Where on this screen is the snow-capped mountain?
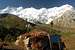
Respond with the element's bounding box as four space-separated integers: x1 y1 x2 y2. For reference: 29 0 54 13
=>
53 9 75 28
0 4 73 24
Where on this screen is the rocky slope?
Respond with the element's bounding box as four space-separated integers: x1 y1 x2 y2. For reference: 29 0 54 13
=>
53 10 75 28
52 9 75 32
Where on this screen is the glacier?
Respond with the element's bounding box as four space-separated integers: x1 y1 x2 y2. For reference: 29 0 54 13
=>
0 4 73 24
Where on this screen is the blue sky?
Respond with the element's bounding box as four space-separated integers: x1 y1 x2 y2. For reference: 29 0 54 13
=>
0 0 75 9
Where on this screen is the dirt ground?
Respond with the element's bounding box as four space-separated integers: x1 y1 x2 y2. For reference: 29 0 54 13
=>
62 35 75 50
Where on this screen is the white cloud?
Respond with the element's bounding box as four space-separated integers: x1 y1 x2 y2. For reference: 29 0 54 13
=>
0 4 73 24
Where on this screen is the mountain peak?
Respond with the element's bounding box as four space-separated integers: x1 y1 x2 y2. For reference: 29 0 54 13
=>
0 4 73 24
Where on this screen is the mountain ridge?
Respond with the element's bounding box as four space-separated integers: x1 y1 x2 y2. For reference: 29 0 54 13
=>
0 4 73 24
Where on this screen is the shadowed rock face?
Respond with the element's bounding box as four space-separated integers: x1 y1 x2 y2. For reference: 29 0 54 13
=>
15 30 65 50
15 30 50 50
31 36 50 50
